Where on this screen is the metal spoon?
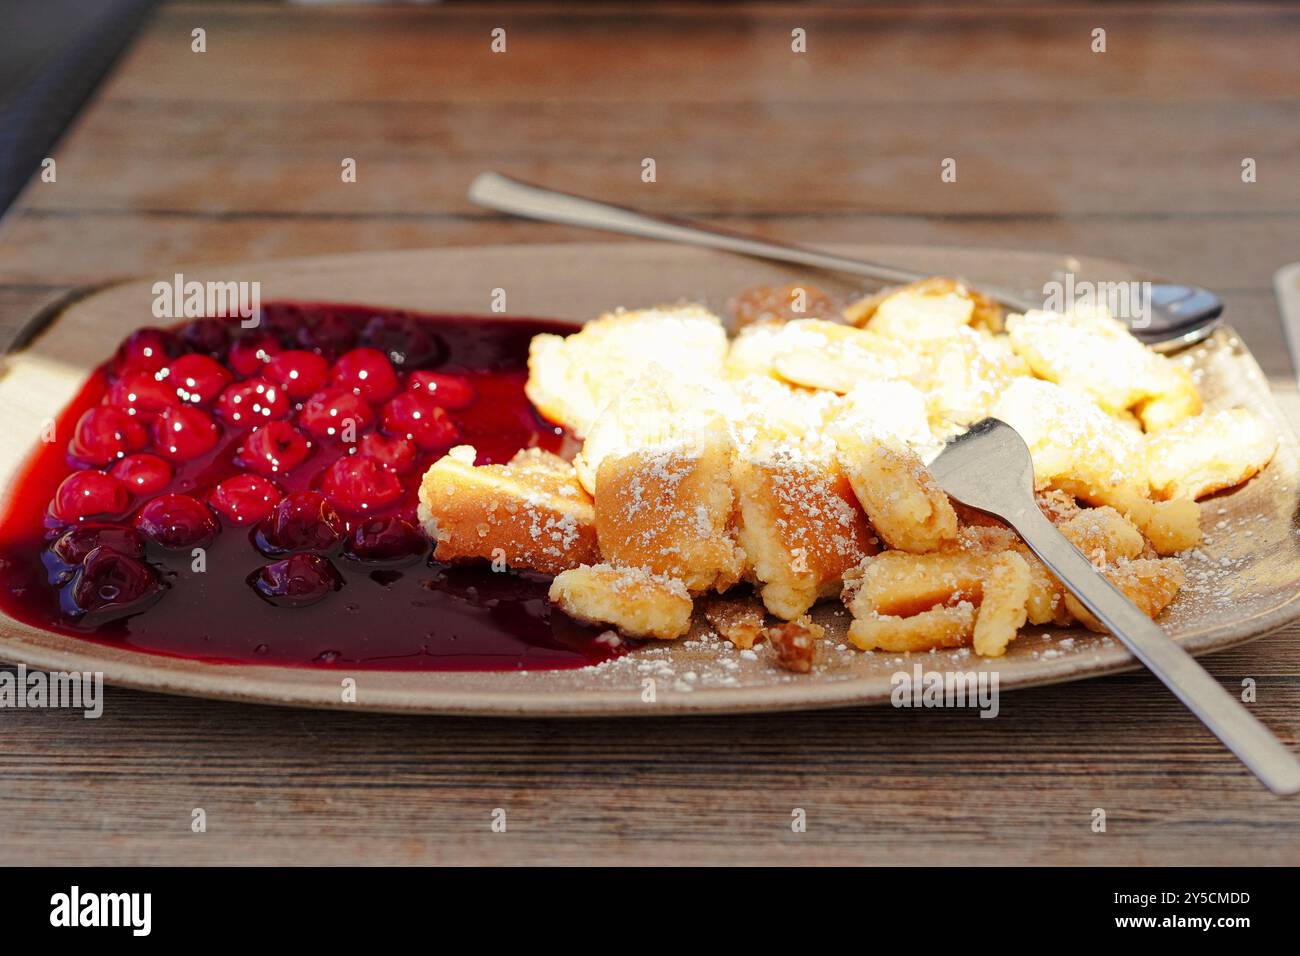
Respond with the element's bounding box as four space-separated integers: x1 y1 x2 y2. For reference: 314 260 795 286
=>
468 172 1222 351
929 418 1300 795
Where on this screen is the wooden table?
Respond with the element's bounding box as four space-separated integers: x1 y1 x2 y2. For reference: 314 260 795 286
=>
1 1 1298 865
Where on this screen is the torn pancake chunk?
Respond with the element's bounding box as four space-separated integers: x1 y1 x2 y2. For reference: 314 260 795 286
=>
844 549 1030 657
1146 408 1278 501
1006 308 1201 430
1063 558 1184 633
548 563 693 640
526 305 728 438
418 445 597 575
835 435 958 553
955 523 1072 627
573 375 731 496
722 375 845 461
972 551 1032 657
594 433 744 593
1136 497 1201 555
829 380 939 459
849 604 976 654
726 318 919 393
908 327 1031 429
732 451 875 620
1058 505 1145 565
844 277 1002 334
991 377 1149 507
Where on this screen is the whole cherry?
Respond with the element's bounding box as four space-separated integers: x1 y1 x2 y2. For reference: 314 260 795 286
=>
319 455 403 514
298 388 373 442
265 349 329 399
107 372 180 422
259 304 306 344
111 328 176 378
49 471 131 524
110 453 173 496
150 405 220 461
361 313 446 368
331 347 399 403
228 330 282 377
294 312 358 358
50 523 147 566
254 490 346 556
215 377 289 428
166 353 233 406
248 553 343 608
68 406 148 466
345 515 427 563
381 391 459 451
357 432 417 474
63 545 164 626
236 421 311 478
180 317 233 358
209 474 282 526
407 371 476 410
134 493 219 550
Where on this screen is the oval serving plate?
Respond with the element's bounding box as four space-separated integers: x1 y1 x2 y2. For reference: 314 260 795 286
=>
1 242 1297 715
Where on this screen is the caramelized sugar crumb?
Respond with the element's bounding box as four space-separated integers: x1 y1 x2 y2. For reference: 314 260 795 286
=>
700 592 767 649
763 616 823 673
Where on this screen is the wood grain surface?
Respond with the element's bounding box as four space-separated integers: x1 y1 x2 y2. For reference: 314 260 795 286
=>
1 1 1298 865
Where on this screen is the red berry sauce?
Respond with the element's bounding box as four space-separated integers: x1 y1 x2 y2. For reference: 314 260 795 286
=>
0 304 627 671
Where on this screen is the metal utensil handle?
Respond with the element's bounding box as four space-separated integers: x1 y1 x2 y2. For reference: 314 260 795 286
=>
1012 508 1300 795
469 171 949 289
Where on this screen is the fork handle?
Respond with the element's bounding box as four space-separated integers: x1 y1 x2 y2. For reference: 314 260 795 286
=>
468 172 1039 311
1011 507 1300 795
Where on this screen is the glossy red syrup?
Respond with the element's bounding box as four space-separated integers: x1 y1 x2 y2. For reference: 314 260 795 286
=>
0 304 628 671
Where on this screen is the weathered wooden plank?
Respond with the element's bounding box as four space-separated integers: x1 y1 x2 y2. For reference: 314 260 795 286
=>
21 98 1299 218
1 627 1296 865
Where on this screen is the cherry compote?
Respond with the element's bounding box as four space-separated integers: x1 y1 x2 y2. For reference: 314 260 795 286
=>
0 304 623 670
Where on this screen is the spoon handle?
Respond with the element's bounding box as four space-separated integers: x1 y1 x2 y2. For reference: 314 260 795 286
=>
468 172 1040 310
1011 507 1300 795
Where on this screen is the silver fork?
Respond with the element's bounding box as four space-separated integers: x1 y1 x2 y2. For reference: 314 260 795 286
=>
929 418 1300 795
